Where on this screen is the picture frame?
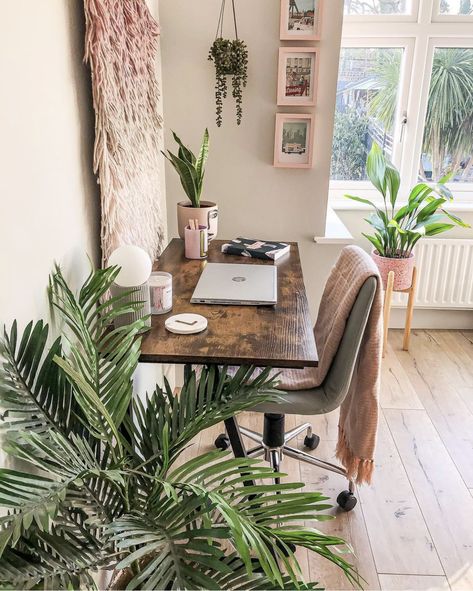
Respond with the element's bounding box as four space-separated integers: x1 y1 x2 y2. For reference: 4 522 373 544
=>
277 47 319 107
280 0 323 41
274 113 315 169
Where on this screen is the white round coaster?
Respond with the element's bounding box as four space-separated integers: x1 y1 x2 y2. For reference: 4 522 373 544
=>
165 314 208 335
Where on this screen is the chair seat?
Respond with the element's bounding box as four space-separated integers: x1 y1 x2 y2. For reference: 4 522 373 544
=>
253 385 336 415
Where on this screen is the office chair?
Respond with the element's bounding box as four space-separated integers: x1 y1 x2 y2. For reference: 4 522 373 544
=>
215 276 377 512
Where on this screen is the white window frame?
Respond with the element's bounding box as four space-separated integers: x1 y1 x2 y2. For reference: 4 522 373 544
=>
343 0 420 22
330 0 473 206
432 0 473 22
330 38 414 196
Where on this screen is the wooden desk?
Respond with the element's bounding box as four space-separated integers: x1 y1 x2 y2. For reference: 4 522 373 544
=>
140 239 318 369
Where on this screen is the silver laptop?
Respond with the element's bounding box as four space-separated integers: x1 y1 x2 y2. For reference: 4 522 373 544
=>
191 263 277 306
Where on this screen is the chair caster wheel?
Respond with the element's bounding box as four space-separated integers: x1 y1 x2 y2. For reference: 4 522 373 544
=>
303 434 320 450
215 433 230 450
337 490 357 512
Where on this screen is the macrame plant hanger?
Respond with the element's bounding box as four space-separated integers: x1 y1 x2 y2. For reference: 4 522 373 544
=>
209 0 247 126
215 0 239 41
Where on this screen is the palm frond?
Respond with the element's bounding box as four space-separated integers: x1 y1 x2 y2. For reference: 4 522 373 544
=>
0 320 78 437
0 469 71 555
124 365 281 477
212 554 324 590
0 522 107 590
110 513 231 591
6 431 126 524
110 452 358 590
48 265 148 448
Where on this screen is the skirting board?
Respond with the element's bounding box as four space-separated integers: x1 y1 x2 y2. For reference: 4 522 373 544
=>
389 308 473 330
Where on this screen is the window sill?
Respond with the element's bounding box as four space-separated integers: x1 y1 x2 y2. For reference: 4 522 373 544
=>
330 199 473 213
314 208 354 245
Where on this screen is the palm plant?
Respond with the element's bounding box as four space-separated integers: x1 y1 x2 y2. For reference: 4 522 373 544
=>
423 48 473 181
370 47 473 181
163 130 209 208
368 50 401 132
0 264 359 590
346 143 470 258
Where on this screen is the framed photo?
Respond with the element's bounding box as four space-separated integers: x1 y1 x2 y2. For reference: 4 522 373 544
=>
280 0 323 41
274 113 314 169
277 47 319 107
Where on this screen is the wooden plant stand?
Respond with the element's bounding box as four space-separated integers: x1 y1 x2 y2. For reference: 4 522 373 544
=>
383 267 418 357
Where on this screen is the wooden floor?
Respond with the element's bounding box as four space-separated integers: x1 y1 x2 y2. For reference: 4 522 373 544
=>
194 330 473 591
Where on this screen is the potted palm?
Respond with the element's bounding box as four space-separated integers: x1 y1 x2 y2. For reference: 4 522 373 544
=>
163 129 219 241
346 143 470 290
0 264 360 590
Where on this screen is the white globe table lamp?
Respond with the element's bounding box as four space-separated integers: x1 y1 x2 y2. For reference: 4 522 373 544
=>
108 245 152 328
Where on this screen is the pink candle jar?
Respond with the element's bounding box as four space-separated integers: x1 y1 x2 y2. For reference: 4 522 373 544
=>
149 272 172 315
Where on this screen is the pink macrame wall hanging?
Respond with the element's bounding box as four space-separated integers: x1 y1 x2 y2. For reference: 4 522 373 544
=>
84 0 166 265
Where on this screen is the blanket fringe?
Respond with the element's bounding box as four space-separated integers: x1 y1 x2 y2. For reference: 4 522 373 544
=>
336 426 374 485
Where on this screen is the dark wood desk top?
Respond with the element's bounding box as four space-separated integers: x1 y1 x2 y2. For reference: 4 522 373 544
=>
139 239 318 369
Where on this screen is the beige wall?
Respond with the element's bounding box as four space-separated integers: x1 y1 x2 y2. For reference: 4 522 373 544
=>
160 0 344 319
0 0 100 330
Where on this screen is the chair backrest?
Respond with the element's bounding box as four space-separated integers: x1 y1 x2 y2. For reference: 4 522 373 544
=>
321 276 377 412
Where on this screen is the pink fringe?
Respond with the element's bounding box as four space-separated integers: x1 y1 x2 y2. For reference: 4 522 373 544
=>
84 0 165 264
336 426 374 485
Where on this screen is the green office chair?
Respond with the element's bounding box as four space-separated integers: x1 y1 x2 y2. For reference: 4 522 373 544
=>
215 276 377 511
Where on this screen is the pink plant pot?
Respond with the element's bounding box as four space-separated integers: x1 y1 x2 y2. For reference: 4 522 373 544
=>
372 251 415 291
177 201 218 241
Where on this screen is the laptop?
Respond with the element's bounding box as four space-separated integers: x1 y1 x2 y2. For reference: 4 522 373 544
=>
191 263 277 306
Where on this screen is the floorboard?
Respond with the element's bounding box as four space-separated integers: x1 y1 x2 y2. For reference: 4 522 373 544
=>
193 330 473 590
391 330 473 488
358 413 443 576
384 408 473 591
378 574 450 590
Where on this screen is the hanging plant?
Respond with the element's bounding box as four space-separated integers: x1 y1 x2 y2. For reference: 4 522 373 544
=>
208 0 248 127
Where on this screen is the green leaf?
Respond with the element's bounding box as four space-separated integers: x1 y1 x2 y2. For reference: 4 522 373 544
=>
385 161 401 208
163 151 199 206
53 356 121 452
195 128 210 196
0 321 78 437
0 469 72 555
362 233 385 256
172 130 197 165
440 208 471 228
366 142 387 197
424 222 455 236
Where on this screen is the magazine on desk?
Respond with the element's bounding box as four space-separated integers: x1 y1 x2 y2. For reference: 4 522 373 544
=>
221 238 290 261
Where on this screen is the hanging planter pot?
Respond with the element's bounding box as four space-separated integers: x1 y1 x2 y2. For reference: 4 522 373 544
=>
208 0 248 127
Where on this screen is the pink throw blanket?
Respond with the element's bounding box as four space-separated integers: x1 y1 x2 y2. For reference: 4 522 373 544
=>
278 245 383 484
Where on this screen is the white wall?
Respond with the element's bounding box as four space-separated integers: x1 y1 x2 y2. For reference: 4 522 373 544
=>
0 0 100 331
160 0 344 320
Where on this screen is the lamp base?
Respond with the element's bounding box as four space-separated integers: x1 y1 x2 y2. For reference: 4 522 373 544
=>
110 282 151 328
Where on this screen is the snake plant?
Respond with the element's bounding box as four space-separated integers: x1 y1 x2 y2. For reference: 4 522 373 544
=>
0 264 360 590
162 130 209 208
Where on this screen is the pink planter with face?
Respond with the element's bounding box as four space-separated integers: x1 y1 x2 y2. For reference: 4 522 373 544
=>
372 251 415 291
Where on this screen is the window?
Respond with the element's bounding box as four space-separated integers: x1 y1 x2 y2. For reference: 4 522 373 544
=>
420 47 473 183
344 0 412 15
330 0 473 202
438 0 473 15
332 47 404 181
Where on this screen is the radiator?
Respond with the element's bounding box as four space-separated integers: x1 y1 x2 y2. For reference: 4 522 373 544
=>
391 239 473 310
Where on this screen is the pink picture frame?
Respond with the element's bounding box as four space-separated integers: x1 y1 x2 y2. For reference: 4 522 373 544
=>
277 47 319 107
274 113 315 169
280 0 323 41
